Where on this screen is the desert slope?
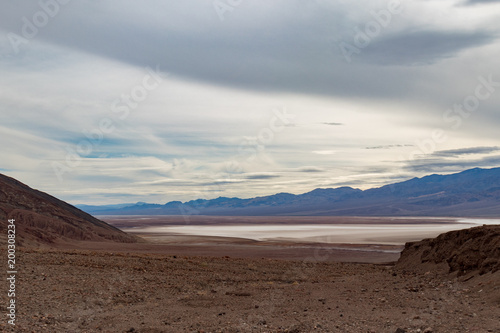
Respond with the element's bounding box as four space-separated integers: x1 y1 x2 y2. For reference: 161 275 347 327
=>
0 173 137 245
397 224 500 276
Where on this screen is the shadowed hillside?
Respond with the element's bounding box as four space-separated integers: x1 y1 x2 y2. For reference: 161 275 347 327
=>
0 173 137 246
397 224 500 276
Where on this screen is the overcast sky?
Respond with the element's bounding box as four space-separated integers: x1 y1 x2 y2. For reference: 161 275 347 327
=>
1 0 500 205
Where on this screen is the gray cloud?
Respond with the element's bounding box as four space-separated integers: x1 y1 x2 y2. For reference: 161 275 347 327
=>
245 174 281 180
2 1 500 204
322 122 343 126
365 144 414 150
432 146 500 157
297 167 325 173
1 1 497 103
199 180 245 187
361 30 496 66
404 154 500 173
464 0 500 5
326 180 365 187
354 166 393 174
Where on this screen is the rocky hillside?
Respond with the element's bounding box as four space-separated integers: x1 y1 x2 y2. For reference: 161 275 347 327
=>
0 173 137 246
397 224 500 276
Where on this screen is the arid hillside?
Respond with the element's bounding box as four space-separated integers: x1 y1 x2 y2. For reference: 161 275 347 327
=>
397 224 500 276
0 173 137 246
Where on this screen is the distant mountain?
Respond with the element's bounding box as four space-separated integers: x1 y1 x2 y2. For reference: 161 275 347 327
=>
76 203 139 213
0 173 138 246
78 167 500 217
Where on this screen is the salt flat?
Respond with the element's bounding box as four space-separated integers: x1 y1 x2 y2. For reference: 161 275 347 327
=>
107 216 498 245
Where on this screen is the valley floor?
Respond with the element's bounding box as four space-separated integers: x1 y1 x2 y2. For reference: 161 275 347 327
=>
2 246 499 333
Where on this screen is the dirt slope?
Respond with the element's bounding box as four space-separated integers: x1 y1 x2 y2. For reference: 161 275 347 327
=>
0 173 137 246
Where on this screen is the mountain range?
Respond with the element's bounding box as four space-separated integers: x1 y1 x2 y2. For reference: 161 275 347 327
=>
78 167 500 217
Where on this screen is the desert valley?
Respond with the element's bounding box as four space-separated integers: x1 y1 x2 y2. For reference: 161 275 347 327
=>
1 169 499 332
3 1 500 332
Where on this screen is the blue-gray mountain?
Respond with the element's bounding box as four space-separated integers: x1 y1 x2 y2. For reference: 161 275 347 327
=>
78 167 500 217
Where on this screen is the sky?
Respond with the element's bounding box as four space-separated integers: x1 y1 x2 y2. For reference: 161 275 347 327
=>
1 0 500 205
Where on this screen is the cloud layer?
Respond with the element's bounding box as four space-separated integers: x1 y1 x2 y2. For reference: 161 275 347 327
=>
1 0 500 204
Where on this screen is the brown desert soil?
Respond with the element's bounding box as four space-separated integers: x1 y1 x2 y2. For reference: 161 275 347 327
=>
1 233 499 333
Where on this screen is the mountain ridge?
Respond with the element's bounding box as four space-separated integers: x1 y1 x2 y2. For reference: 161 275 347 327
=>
0 173 138 245
78 167 500 217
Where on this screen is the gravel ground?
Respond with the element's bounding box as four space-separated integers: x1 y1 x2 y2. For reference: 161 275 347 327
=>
1 247 498 333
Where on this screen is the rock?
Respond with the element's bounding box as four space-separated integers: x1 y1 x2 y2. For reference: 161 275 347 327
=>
397 225 500 276
395 328 406 333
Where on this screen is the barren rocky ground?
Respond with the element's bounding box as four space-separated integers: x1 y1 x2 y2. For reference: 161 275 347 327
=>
1 246 498 333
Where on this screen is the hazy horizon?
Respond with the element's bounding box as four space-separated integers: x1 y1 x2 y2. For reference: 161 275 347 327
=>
74 165 496 206
2 1 500 205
